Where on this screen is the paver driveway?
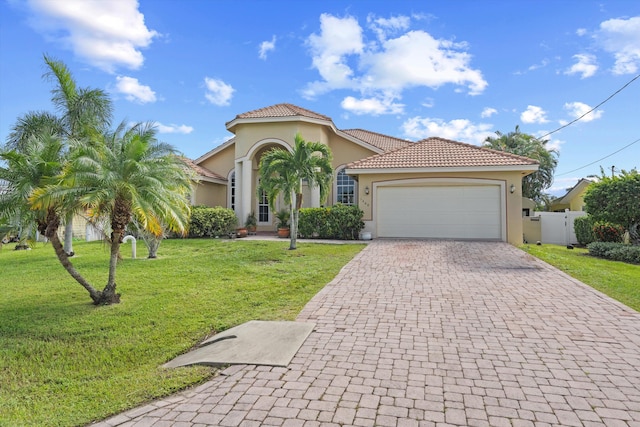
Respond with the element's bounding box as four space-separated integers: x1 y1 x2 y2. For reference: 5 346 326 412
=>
95 240 640 427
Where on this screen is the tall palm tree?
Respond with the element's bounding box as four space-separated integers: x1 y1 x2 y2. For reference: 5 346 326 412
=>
0 134 103 302
258 133 333 250
5 56 113 256
68 121 192 304
484 125 558 203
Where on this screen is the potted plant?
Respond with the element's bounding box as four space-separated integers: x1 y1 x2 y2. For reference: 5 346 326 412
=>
245 211 257 234
275 209 290 238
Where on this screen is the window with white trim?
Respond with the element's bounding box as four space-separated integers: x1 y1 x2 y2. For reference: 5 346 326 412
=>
336 169 356 205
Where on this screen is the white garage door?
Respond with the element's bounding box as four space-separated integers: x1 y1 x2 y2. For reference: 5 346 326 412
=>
377 185 503 240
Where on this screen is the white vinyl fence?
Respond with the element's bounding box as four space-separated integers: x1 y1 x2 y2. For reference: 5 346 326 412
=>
535 211 588 245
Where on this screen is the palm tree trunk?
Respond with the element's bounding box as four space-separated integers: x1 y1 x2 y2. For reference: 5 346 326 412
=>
289 192 298 250
100 231 122 305
47 225 102 304
64 212 74 256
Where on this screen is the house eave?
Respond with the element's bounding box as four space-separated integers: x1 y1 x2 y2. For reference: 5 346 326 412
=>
345 165 539 175
194 175 227 185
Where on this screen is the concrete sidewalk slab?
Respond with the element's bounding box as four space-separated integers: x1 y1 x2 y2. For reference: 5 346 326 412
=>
163 320 315 368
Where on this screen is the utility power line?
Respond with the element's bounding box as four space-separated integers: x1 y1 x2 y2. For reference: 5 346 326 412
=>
555 137 640 176
539 73 640 140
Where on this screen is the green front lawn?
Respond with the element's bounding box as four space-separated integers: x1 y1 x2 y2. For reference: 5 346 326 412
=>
521 244 640 312
0 239 364 427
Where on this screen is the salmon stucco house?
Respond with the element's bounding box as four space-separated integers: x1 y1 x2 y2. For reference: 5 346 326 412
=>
190 103 539 245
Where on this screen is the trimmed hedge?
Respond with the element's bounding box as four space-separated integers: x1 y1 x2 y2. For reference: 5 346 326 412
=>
298 204 364 240
188 206 238 238
587 241 640 264
574 215 596 246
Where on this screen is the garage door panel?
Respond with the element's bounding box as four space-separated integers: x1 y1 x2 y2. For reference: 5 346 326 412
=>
377 185 502 240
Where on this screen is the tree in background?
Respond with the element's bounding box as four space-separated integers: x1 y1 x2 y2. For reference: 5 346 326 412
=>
584 168 640 244
484 126 558 204
5 55 113 256
258 133 333 250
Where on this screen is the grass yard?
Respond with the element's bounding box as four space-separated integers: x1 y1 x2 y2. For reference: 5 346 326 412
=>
0 238 364 427
521 243 640 312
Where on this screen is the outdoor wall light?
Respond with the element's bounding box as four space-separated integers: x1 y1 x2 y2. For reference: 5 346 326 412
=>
510 184 515 194
364 186 370 195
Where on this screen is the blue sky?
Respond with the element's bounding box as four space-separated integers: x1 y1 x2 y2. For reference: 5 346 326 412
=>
1 0 638 196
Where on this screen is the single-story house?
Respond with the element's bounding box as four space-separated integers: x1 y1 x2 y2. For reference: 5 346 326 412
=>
190 103 538 245
549 178 592 212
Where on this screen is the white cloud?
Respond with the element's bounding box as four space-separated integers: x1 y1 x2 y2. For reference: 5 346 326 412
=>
204 77 234 106
367 14 410 41
156 123 194 134
598 16 640 74
401 117 493 145
303 13 487 102
563 101 604 122
520 105 549 124
259 35 276 60
26 0 158 72
303 13 364 97
564 53 598 78
528 58 550 71
115 76 156 103
576 28 588 36
341 96 404 115
545 138 565 152
480 107 497 118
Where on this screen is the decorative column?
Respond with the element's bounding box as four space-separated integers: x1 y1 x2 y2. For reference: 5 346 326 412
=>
241 159 252 223
310 183 321 207
234 160 243 222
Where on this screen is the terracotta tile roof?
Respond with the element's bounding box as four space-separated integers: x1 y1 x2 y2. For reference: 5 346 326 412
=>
231 103 333 122
347 137 539 170
180 157 227 181
342 129 411 152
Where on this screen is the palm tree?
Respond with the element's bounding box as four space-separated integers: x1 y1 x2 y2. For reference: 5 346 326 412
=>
484 125 558 203
0 134 103 302
258 133 333 250
68 121 192 304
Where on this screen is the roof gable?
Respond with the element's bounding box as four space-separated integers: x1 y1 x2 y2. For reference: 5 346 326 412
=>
346 137 539 171
226 103 333 131
181 157 227 183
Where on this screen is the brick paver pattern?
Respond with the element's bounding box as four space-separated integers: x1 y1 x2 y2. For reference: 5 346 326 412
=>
95 241 640 427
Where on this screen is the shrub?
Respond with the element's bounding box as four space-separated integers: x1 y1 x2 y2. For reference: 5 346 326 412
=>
298 204 364 240
188 206 237 238
574 215 596 246
587 241 640 264
592 221 625 243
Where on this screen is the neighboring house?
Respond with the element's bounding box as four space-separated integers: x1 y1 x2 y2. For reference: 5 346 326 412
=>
549 178 592 212
189 103 539 245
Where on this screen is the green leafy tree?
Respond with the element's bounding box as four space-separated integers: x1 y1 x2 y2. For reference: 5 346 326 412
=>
258 133 333 250
5 55 113 256
0 134 101 299
584 168 640 242
484 125 558 203
51 121 192 304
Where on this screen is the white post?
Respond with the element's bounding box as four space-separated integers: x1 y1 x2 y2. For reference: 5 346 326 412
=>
122 235 136 259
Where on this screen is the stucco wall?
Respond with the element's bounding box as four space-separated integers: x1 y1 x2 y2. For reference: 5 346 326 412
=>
198 143 235 179
193 181 226 207
354 170 526 245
